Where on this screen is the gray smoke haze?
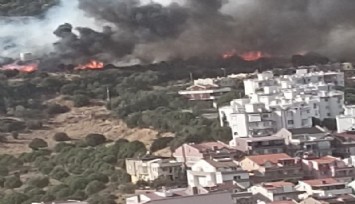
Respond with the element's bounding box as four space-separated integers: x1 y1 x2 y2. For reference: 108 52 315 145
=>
2 0 355 66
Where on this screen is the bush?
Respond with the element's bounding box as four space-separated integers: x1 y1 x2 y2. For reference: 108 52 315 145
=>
54 142 75 153
4 176 23 189
87 173 109 184
85 134 106 147
11 131 19 139
0 166 9 176
46 104 70 115
150 137 174 152
28 176 49 188
53 132 71 141
26 120 43 130
73 94 90 107
29 138 48 150
85 180 105 195
1 192 28 204
50 167 69 181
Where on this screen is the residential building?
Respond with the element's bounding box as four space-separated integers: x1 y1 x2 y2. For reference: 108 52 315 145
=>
231 136 286 155
302 156 355 182
275 127 332 157
332 131 355 158
296 178 352 199
126 155 183 183
187 158 250 189
300 195 355 204
239 153 303 183
126 190 234 204
249 181 303 202
173 142 243 168
178 84 231 101
219 70 345 138
336 105 355 133
193 77 237 87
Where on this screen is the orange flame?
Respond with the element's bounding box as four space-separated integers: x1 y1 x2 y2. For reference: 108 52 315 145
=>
241 51 264 61
222 50 268 61
1 62 38 73
76 60 104 70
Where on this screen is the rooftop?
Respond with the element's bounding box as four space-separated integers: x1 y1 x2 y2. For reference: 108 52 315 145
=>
205 159 239 169
308 156 338 164
246 153 293 166
262 181 295 190
287 127 325 135
301 178 344 187
334 131 355 141
240 136 285 142
190 141 231 152
267 201 297 204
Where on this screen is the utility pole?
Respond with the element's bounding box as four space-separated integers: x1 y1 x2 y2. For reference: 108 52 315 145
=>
189 72 193 83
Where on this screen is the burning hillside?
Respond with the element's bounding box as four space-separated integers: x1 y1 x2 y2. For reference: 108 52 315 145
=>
1 60 39 73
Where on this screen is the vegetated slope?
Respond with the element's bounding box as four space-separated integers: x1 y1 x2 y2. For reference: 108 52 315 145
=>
0 0 58 16
0 101 171 156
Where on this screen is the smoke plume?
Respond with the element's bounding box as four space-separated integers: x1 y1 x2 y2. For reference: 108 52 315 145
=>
1 0 355 67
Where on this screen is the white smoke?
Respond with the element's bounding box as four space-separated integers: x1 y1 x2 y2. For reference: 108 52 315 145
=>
0 0 98 59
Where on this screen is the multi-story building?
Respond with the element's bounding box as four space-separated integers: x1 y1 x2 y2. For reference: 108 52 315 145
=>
219 70 345 138
187 158 250 189
239 153 303 183
332 130 355 158
302 156 355 182
249 181 303 202
275 127 332 157
173 142 243 168
178 84 232 101
336 105 355 133
300 195 355 204
296 178 352 200
231 136 286 155
126 155 183 183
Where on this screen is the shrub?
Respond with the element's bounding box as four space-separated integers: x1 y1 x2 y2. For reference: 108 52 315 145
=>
4 176 23 189
46 104 70 115
2 192 28 204
119 183 136 194
54 142 75 153
73 94 90 107
85 134 106 147
67 176 89 190
0 177 5 187
85 180 105 195
53 132 71 141
29 138 48 150
26 120 43 130
150 137 174 152
68 190 88 200
28 176 49 188
87 173 109 184
50 167 69 181
11 131 19 139
0 166 9 176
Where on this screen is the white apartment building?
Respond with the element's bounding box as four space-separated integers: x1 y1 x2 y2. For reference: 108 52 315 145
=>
336 105 355 133
249 181 303 202
219 69 345 139
187 158 250 189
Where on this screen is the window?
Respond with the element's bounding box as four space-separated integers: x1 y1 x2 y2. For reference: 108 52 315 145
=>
307 110 310 113
234 175 241 180
327 113 331 117
288 120 294 125
262 114 269 118
325 98 329 102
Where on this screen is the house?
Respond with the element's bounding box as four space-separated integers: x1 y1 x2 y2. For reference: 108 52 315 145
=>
302 156 355 182
336 105 355 133
231 136 286 155
126 155 183 183
275 127 327 145
126 191 234 204
296 178 352 200
300 195 355 204
239 153 303 183
249 181 303 203
332 131 355 158
187 158 250 189
173 142 243 168
178 84 231 101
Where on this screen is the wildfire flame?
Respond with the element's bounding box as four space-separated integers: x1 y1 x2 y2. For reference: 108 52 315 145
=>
222 50 268 61
76 60 104 70
1 62 38 73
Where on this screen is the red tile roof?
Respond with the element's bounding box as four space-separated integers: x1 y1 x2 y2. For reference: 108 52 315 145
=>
263 181 294 190
268 201 297 204
301 178 344 187
309 156 338 164
246 153 293 166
